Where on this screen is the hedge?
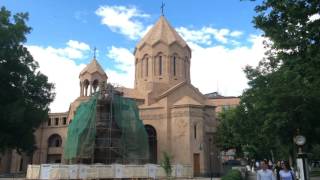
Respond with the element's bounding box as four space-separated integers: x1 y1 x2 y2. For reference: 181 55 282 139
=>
221 169 243 180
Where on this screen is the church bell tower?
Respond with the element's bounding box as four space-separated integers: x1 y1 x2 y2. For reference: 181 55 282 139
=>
134 15 192 92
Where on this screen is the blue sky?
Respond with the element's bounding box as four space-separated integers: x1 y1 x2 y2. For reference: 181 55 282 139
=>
2 0 266 112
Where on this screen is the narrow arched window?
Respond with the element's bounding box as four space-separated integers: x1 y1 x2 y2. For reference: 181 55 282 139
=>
141 59 143 78
145 58 148 77
173 56 176 76
185 57 188 78
159 56 162 76
194 124 197 139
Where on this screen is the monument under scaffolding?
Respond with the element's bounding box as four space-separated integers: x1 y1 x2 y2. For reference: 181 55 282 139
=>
63 85 149 164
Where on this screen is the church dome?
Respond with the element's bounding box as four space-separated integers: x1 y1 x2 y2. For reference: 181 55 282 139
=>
79 58 107 78
135 16 189 51
79 58 108 97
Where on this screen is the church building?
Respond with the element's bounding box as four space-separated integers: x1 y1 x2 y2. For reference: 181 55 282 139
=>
0 15 240 177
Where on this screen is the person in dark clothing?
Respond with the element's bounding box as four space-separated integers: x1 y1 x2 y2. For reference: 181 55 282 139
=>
274 161 282 180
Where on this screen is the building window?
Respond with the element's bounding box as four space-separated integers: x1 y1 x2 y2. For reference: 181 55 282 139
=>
145 58 148 77
141 59 143 78
48 134 62 147
194 124 197 139
63 117 67 125
48 118 51 126
185 57 188 78
159 56 162 76
173 56 176 76
55 118 59 125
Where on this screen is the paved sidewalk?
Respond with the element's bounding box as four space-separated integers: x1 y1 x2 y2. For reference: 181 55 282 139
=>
311 177 320 180
248 171 320 180
248 171 256 180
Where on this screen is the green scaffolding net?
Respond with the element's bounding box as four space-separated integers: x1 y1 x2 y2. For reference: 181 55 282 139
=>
112 95 149 162
64 94 98 160
63 92 149 163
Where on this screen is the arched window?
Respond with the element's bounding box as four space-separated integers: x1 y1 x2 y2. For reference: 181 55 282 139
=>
48 134 62 147
92 79 99 93
173 56 177 76
141 59 144 78
185 57 188 78
194 124 197 139
145 58 148 77
145 125 157 163
159 56 162 76
135 58 138 79
83 79 89 96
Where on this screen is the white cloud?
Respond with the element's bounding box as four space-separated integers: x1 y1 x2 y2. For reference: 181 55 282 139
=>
96 5 150 40
67 40 90 51
106 46 135 88
27 43 88 112
47 40 91 59
176 27 212 45
230 30 243 37
211 28 230 43
177 26 243 45
189 35 266 96
174 26 265 96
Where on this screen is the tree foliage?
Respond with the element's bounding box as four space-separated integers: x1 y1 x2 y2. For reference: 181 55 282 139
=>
0 7 55 154
311 144 320 160
160 152 173 179
216 0 320 160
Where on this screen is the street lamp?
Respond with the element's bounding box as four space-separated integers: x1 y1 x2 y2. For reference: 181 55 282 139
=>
294 133 309 180
209 138 213 180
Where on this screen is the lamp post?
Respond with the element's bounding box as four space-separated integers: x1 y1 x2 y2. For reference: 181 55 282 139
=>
294 133 309 180
209 138 213 180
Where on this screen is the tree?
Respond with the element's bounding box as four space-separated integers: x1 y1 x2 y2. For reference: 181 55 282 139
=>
311 144 320 160
250 0 320 155
0 7 55 154
160 152 173 179
216 0 320 160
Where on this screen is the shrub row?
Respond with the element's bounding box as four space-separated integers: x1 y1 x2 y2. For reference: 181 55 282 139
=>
221 169 243 180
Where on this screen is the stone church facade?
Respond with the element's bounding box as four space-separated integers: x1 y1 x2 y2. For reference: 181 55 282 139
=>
0 16 239 176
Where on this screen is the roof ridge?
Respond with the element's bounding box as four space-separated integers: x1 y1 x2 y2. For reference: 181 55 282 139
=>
136 16 188 49
79 58 107 77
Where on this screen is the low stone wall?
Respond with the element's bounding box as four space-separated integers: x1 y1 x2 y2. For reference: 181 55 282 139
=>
26 164 193 179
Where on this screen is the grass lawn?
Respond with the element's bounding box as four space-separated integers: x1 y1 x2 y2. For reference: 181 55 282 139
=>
311 167 320 177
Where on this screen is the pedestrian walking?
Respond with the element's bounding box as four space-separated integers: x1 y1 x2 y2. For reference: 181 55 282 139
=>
274 161 282 180
268 160 273 169
256 160 260 170
257 160 275 180
279 161 295 180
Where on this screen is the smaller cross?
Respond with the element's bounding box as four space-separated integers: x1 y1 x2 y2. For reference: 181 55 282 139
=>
93 47 97 59
161 2 165 16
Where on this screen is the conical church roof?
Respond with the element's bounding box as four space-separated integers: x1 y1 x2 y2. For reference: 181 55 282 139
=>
136 16 188 49
79 58 107 77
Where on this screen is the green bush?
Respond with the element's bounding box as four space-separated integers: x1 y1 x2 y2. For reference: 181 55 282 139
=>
222 169 243 180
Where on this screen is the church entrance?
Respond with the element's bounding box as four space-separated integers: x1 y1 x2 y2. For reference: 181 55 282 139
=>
145 125 157 163
193 153 200 176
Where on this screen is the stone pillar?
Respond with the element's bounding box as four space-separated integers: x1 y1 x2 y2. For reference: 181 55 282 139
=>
80 82 83 97
89 81 93 96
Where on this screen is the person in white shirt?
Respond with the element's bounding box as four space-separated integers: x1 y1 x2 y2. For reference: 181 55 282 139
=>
257 160 276 180
279 161 295 180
